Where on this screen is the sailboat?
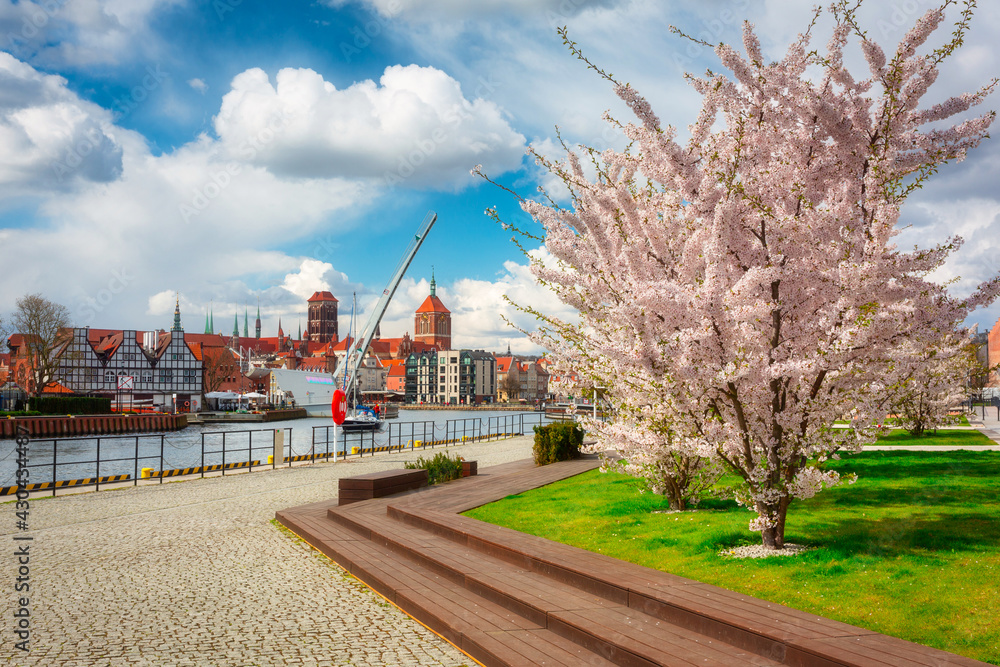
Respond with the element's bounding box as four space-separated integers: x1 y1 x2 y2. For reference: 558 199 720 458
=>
338 293 384 432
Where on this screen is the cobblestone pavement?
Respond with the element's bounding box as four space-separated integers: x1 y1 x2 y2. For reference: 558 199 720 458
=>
1 436 536 666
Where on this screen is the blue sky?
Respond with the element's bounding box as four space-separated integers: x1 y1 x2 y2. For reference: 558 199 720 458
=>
2 0 999 352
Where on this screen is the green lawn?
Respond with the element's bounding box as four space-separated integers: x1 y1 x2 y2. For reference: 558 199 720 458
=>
875 428 995 446
465 450 1000 664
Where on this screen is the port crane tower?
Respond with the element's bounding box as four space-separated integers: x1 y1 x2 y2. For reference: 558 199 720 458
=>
339 211 437 406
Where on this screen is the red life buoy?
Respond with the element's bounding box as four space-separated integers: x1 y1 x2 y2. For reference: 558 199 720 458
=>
332 389 347 425
184 401 190 407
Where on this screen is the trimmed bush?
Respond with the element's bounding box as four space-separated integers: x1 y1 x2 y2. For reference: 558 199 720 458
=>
28 396 112 415
533 422 583 465
405 452 464 485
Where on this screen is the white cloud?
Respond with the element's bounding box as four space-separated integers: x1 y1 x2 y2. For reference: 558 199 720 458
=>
187 78 207 93
280 259 334 301
212 64 526 188
0 52 123 194
0 0 182 68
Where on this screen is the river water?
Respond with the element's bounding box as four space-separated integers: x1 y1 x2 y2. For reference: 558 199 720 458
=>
0 409 562 488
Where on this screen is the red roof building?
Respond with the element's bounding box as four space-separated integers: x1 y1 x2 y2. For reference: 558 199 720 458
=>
414 272 451 351
307 291 339 344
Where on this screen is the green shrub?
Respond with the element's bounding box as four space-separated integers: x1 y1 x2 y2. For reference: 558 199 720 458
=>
27 396 112 415
0 411 42 417
405 452 463 485
533 422 584 465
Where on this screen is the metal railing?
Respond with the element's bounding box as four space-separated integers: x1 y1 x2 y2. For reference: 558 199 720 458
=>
310 412 554 459
6 411 573 496
8 428 294 497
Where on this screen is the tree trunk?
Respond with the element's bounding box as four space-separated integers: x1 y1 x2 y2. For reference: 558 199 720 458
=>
758 498 790 549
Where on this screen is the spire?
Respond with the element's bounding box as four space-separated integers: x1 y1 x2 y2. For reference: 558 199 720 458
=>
233 312 239 338
204 310 210 335
209 302 214 334
255 298 261 340
172 294 183 332
277 318 284 338
507 342 511 355
243 305 249 338
430 266 436 297
297 319 302 341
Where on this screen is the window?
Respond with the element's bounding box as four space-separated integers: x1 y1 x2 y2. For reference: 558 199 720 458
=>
105 371 115 383
141 370 152 383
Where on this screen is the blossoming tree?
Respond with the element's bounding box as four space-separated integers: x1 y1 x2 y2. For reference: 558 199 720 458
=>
479 0 998 549
888 332 972 436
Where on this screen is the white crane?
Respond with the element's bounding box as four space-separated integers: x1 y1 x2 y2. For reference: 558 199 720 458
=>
340 211 437 405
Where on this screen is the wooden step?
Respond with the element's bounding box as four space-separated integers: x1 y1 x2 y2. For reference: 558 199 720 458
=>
277 457 992 667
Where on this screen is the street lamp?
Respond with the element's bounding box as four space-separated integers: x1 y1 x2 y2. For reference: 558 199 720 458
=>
593 386 604 421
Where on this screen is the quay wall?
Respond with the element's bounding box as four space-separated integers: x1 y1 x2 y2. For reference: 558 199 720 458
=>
398 404 542 412
1 414 188 438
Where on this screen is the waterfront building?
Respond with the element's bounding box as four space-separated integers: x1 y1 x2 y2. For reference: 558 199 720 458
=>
50 324 204 411
990 318 1000 387
496 356 550 403
385 359 406 398
438 349 496 405
405 350 438 404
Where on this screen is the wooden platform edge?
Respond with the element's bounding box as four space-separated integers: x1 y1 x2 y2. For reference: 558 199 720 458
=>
276 457 993 667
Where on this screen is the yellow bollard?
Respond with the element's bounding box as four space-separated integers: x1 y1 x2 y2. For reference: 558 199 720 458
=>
267 455 273 465
415 440 422 448
352 446 360 455
141 468 153 479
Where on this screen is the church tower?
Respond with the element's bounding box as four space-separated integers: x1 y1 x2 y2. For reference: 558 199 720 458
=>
172 294 183 332
414 270 451 350
255 301 261 340
307 291 339 343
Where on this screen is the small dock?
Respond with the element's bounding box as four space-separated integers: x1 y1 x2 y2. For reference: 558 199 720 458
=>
186 408 308 424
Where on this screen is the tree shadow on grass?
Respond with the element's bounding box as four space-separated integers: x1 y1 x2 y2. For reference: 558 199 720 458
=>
828 451 1000 481
798 512 1000 558
824 482 997 509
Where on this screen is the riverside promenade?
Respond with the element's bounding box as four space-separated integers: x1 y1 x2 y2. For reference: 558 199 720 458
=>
0 436 538 666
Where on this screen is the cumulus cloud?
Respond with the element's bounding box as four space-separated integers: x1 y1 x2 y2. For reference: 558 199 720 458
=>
0 52 123 194
212 64 525 188
0 0 182 68
188 78 207 93
280 259 335 301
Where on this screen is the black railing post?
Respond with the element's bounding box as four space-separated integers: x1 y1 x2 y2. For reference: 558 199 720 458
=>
52 440 57 498
160 435 165 484
201 433 206 479
96 437 101 492
134 436 139 488
222 431 227 476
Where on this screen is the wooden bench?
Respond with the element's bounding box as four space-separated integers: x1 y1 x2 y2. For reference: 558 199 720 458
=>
338 468 428 506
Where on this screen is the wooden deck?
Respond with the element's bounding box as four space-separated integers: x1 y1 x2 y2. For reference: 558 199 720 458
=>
276 456 988 667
